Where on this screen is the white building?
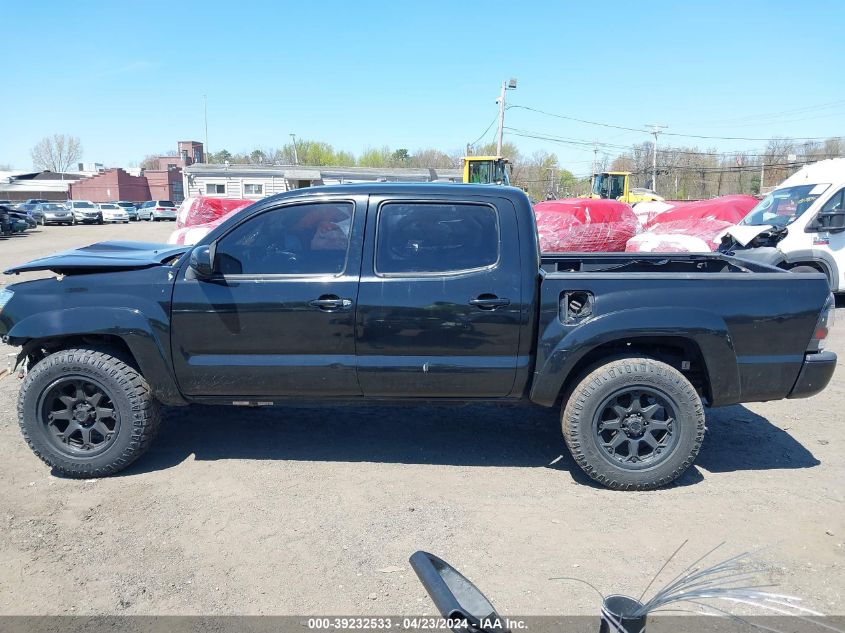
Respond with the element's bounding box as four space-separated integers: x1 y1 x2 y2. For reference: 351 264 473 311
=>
0 171 85 202
182 163 463 201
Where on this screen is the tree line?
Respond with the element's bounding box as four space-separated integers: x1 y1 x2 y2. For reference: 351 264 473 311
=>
608 137 843 199
22 132 844 203
187 135 843 201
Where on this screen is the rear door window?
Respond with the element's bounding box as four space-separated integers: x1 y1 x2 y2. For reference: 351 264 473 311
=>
375 202 499 275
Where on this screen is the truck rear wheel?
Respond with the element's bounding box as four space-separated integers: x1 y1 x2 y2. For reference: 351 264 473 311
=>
561 357 705 490
18 348 161 477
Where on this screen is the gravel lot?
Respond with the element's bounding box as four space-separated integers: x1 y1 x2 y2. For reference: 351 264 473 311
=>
0 222 843 616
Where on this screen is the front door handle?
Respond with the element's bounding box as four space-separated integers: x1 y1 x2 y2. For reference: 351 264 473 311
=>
309 295 352 310
469 294 511 310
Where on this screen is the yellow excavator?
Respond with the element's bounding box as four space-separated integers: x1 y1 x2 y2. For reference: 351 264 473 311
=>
589 171 664 204
462 156 511 185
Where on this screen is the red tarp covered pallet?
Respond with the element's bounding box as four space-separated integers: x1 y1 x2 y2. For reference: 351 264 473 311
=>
626 195 758 253
534 198 639 253
176 196 254 229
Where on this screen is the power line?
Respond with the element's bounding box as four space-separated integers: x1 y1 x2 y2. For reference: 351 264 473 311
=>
698 99 845 126
468 115 499 148
504 126 842 159
507 104 647 134
507 103 845 142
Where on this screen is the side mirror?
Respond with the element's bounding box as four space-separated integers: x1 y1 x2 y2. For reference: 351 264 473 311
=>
409 551 506 633
807 212 845 233
823 212 845 233
189 245 214 278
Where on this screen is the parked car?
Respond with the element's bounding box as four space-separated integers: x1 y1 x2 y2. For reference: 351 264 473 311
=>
0 206 12 235
15 202 39 215
0 205 28 233
31 202 73 226
66 200 103 224
8 209 36 231
137 200 177 221
115 201 138 221
0 184 837 488
98 203 130 224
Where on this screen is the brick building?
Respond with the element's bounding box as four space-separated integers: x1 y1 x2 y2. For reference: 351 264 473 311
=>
144 168 184 201
150 141 204 171
68 169 151 202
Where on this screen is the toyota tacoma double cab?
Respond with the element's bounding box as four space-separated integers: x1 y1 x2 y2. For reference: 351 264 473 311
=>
0 184 837 489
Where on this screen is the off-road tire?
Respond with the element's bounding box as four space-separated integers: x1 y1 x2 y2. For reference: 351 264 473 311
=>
18 349 161 477
562 357 705 490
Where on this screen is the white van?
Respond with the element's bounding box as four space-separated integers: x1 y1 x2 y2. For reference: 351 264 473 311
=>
726 158 845 292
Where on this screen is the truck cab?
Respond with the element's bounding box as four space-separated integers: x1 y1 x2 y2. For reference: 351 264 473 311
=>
462 156 510 185
590 171 664 204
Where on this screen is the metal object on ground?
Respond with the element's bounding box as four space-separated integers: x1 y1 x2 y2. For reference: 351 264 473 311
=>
600 595 647 633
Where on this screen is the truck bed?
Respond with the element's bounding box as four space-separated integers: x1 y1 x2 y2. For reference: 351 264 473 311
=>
532 251 831 409
540 252 775 275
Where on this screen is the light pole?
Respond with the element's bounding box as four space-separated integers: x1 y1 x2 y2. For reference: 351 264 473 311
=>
203 94 209 162
290 133 299 165
496 78 518 156
645 123 667 191
545 167 557 199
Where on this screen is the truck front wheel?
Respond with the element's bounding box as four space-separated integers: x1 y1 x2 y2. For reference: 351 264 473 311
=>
18 349 161 477
562 357 705 490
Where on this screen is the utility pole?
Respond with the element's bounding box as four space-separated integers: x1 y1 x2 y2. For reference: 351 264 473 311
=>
760 160 765 194
290 133 299 165
496 78 518 156
645 124 667 191
203 94 209 162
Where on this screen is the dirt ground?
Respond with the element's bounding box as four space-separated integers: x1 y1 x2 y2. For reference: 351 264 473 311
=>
0 222 843 617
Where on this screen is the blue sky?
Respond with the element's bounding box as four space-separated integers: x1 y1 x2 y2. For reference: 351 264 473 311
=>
2 0 843 175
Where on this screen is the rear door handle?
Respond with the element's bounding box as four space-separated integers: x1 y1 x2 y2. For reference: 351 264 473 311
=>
309 295 352 310
469 295 511 310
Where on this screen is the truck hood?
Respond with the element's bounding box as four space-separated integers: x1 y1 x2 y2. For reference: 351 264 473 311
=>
4 241 191 275
725 224 774 247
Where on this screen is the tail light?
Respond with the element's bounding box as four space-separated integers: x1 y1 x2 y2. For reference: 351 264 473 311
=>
808 294 836 352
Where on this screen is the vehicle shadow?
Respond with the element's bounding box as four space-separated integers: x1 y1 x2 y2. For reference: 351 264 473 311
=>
114 403 819 485
693 406 819 473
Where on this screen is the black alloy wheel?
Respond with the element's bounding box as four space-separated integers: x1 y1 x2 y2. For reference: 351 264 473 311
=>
38 376 120 456
593 387 679 469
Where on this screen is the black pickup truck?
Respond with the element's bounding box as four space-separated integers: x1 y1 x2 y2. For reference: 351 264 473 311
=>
0 184 837 489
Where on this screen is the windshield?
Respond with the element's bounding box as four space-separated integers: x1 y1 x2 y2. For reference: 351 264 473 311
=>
116 202 133 207
468 161 492 184
100 204 119 209
159 200 175 207
73 201 95 208
42 204 62 210
592 173 626 199
741 184 830 227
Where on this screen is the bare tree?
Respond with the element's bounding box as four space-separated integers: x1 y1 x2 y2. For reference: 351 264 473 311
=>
31 134 82 173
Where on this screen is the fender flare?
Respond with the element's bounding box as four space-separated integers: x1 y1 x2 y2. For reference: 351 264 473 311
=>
781 248 840 292
529 307 740 407
7 306 186 405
